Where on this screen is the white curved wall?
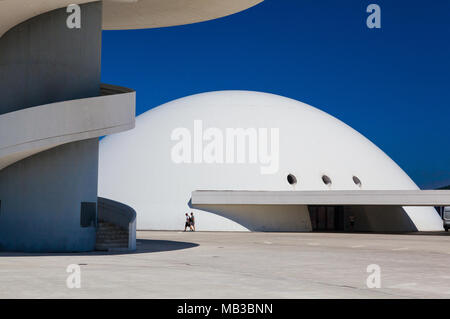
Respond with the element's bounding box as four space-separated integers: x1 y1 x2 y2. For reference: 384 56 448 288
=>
98 91 443 231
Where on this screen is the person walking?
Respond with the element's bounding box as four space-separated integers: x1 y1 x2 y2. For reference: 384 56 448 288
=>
184 213 191 231
190 212 195 232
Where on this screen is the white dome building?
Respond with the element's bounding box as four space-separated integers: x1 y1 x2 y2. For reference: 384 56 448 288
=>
98 91 444 232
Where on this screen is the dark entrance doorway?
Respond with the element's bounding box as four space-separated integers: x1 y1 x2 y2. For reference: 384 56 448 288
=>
308 206 345 231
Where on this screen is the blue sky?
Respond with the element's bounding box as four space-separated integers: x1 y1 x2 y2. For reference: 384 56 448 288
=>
101 0 450 189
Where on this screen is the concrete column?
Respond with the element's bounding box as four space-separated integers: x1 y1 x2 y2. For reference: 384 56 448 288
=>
0 2 103 252
0 139 99 252
0 2 102 114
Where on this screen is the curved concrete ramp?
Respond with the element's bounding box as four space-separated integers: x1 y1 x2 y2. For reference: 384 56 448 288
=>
0 84 135 171
0 0 263 37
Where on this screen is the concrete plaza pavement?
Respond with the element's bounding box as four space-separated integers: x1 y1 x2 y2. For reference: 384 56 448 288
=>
0 231 449 298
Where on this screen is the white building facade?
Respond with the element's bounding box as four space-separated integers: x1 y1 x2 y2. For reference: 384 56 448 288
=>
99 91 445 232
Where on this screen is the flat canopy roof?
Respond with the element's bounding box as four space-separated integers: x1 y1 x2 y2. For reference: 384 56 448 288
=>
0 0 263 38
191 190 450 206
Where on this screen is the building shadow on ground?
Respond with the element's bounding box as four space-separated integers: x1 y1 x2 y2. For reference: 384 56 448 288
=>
0 239 199 257
310 230 450 236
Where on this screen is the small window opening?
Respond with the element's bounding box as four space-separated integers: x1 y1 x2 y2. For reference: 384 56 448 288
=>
352 176 362 187
322 175 332 185
287 174 297 185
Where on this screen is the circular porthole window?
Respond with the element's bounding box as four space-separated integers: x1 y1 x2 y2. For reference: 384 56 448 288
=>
353 176 362 187
322 175 332 185
287 174 297 185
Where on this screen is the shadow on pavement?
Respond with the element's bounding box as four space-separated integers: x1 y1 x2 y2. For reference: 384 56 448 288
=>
311 230 450 236
0 239 199 257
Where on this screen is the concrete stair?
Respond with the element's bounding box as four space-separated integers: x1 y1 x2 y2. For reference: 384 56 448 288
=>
96 220 128 251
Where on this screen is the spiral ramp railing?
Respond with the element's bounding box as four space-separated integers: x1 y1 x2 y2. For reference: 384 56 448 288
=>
0 84 135 171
